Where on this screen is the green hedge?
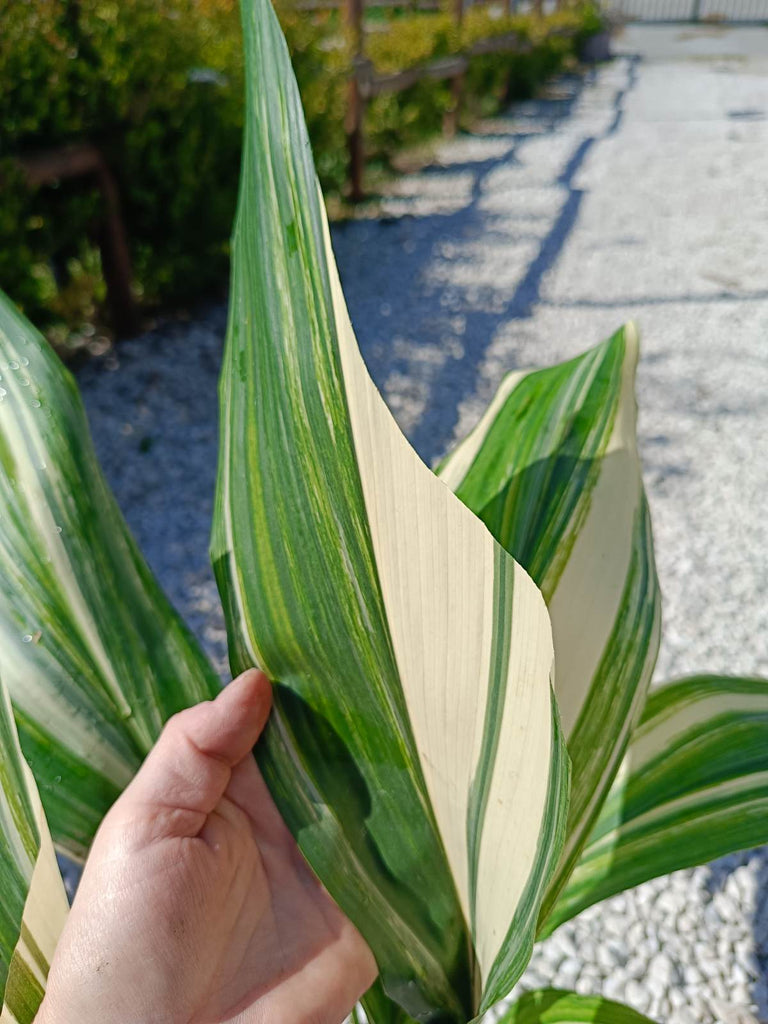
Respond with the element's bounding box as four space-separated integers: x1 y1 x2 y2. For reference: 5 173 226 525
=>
0 0 244 340
0 1 602 342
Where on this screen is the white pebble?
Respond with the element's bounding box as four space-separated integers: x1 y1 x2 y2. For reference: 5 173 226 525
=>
673 1009 700 1024
648 952 680 988
734 939 760 978
575 975 597 996
713 892 739 924
625 955 647 981
625 980 651 1014
556 958 581 987
731 984 753 1007
603 973 627 1002
669 989 687 1010
683 965 704 986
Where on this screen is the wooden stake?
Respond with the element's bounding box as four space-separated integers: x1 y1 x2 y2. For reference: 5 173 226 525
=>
346 0 366 201
444 72 464 137
18 144 140 338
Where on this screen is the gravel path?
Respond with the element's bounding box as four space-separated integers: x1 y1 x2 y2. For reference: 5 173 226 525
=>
77 24 768 1023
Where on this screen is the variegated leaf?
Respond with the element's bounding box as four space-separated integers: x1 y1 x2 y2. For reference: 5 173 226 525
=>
544 675 768 934
498 989 657 1024
437 328 661 920
0 293 221 861
210 0 569 1019
0 673 67 1024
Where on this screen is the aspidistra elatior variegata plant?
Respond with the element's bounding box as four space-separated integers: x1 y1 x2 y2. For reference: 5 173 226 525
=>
0 293 220 862
546 674 768 934
1 2 764 1024
0 672 68 1024
210 0 569 1019
438 329 662 923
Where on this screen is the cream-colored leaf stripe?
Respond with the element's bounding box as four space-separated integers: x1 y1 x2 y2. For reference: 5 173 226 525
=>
210 0 569 1019
438 327 661 921
545 675 768 933
0 293 220 861
0 675 67 1024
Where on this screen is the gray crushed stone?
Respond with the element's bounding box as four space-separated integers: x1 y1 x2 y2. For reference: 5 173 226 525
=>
76 24 768 1024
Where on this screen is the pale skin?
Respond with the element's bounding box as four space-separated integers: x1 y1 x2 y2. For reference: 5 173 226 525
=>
37 670 378 1024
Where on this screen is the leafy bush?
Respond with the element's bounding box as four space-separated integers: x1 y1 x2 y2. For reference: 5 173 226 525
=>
365 12 460 71
0 0 244 336
365 6 593 159
0 0 600 340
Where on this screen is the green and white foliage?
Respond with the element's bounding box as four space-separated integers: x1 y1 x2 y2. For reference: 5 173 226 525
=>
0 4 766 1024
354 986 659 1024
499 989 656 1024
438 329 662 915
0 673 67 1024
546 675 768 933
210 0 568 1018
0 293 221 861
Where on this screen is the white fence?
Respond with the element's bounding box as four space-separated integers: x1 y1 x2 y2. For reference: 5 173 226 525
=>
603 0 768 19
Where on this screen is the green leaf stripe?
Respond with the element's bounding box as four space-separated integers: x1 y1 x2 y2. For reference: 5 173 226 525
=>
546 675 768 933
499 989 658 1024
467 546 515 936
480 708 569 1014
0 292 221 861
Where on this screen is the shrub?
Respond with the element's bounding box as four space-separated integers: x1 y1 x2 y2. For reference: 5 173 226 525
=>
364 6 593 169
0 0 244 336
0 0 600 341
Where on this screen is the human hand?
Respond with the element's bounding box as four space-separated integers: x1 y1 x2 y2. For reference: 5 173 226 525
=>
37 670 377 1024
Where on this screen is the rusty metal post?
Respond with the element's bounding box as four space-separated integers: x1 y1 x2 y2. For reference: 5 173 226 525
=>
345 0 366 201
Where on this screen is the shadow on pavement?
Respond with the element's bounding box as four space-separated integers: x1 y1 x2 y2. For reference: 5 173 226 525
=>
334 56 641 464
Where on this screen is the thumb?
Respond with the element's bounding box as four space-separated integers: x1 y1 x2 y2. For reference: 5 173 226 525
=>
119 669 272 832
